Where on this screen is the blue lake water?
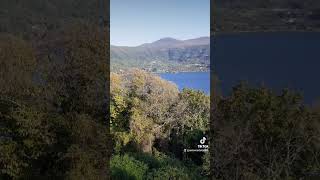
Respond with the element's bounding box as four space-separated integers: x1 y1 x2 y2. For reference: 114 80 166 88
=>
159 72 210 94
157 32 320 103
213 32 320 104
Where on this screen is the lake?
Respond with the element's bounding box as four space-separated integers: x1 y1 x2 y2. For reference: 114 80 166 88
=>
159 72 210 94
213 32 320 104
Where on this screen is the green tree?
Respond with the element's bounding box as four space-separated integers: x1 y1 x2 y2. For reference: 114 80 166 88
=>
211 83 320 179
40 23 111 179
0 34 37 102
111 154 149 180
111 69 179 153
0 33 48 179
0 24 111 179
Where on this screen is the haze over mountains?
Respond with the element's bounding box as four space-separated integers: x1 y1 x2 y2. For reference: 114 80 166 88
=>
111 37 210 72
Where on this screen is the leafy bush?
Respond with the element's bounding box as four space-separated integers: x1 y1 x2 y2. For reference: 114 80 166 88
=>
146 166 192 180
111 155 149 180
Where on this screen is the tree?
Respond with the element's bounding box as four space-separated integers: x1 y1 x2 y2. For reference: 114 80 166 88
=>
0 33 48 179
40 23 111 179
211 83 320 179
0 23 112 179
111 69 179 153
0 34 37 102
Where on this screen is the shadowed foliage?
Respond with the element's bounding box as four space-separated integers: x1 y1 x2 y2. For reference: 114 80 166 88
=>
210 83 320 179
0 23 111 179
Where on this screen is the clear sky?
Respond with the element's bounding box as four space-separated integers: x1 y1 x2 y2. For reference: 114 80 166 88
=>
111 0 210 46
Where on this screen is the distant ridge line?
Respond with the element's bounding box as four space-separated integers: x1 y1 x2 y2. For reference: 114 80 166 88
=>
111 36 210 47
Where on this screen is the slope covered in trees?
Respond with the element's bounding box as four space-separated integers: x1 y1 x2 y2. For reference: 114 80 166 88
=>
1 1 320 179
0 24 111 179
0 1 112 179
109 69 320 179
110 69 210 179
210 83 320 179
111 37 210 72
214 0 320 32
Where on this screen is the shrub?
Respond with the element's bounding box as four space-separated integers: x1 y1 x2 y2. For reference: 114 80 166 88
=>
111 154 148 180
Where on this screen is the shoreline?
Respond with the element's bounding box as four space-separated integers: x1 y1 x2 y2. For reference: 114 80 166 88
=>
153 70 210 74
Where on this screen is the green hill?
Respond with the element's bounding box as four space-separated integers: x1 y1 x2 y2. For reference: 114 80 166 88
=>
214 0 320 32
111 37 210 72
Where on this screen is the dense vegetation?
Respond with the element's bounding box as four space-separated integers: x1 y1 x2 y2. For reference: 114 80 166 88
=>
109 69 320 179
0 24 111 179
110 69 210 179
1 1 320 179
210 83 320 179
0 1 112 179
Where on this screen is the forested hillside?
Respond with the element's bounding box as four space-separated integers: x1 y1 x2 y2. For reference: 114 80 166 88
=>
0 25 111 179
210 83 320 179
1 1 320 179
110 69 210 179
111 37 210 72
214 0 320 32
0 0 111 179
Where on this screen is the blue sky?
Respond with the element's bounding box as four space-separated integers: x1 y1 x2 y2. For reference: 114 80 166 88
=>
111 0 210 46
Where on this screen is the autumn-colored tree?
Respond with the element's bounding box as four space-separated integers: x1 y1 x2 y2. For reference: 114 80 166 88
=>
110 70 210 179
111 69 179 153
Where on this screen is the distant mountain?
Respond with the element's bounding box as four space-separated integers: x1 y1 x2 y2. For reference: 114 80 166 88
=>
111 37 210 72
140 37 182 48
